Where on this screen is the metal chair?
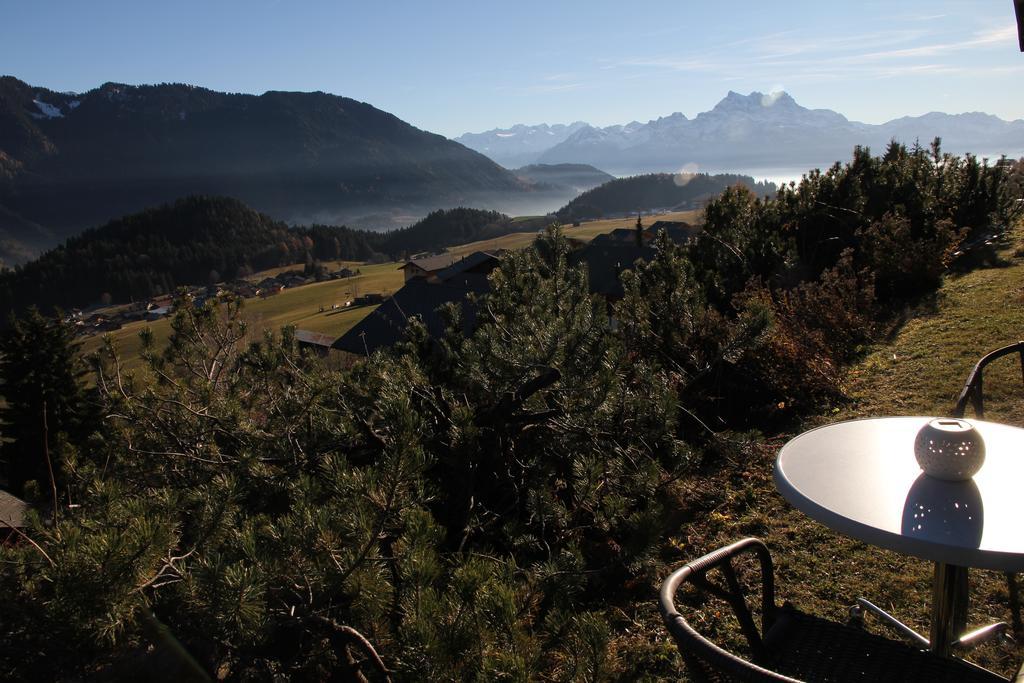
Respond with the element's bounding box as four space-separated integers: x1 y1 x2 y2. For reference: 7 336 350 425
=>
953 341 1024 421
953 341 1024 633
659 538 1009 682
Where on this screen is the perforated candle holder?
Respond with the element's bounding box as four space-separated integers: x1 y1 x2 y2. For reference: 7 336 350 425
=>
914 418 986 481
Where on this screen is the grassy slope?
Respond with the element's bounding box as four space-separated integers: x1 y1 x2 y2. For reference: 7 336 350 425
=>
78 262 400 369
79 210 702 369
442 209 702 256
660 224 1024 678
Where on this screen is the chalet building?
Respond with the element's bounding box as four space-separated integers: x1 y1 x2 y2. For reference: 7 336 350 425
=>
256 278 284 297
590 221 698 247
649 220 700 243
334 241 667 355
148 295 173 310
295 329 336 356
146 306 171 321
569 242 656 299
230 281 258 299
334 251 500 355
332 225 704 356
353 293 387 306
590 228 649 246
281 274 312 288
398 251 499 283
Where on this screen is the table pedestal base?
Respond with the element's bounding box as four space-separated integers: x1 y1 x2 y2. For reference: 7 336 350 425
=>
931 562 969 656
856 563 1010 656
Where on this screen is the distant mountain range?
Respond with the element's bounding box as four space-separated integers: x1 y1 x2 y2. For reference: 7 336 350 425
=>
455 123 589 169
0 77 551 265
455 91 1024 175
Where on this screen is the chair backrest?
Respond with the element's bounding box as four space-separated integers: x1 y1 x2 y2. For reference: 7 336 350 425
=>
658 538 801 683
953 341 1024 419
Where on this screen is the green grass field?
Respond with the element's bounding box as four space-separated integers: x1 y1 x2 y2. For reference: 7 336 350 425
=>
442 209 703 256
78 263 399 369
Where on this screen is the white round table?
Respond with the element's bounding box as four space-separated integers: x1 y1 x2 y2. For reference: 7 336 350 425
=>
775 416 1024 655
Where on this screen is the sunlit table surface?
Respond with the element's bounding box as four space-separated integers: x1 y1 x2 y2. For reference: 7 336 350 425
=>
775 416 1024 655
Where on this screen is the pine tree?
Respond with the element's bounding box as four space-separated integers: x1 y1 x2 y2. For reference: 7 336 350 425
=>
0 308 92 497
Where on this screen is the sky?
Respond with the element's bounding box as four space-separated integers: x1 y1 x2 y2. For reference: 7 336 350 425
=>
2 0 1022 138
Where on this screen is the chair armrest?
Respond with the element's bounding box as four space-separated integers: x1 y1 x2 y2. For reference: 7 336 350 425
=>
953 341 1024 418
660 537 776 662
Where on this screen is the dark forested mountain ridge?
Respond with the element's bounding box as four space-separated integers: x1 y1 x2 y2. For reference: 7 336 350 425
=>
556 172 776 222
0 77 532 263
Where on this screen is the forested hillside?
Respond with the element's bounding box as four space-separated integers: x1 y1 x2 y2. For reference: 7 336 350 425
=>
1 143 1020 680
556 172 776 222
0 196 377 313
376 207 518 256
0 198 538 315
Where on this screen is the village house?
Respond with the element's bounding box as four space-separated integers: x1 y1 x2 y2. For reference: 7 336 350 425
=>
295 329 336 356
335 251 500 355
353 293 387 306
399 252 463 282
334 236 689 355
256 277 284 297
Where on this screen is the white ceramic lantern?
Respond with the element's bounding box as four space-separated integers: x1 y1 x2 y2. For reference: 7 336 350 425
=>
913 418 986 481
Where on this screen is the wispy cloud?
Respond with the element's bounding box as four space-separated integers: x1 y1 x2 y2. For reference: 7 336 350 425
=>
750 28 929 60
599 20 1017 88
850 24 1016 62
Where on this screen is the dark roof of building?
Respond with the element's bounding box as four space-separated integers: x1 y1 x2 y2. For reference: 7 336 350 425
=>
650 221 699 243
0 490 28 528
336 241 660 355
432 251 498 282
649 220 687 230
399 252 461 272
333 276 488 355
295 330 336 348
569 243 656 298
589 228 636 245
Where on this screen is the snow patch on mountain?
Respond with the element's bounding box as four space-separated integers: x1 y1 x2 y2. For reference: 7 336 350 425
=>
454 122 591 168
32 98 63 119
